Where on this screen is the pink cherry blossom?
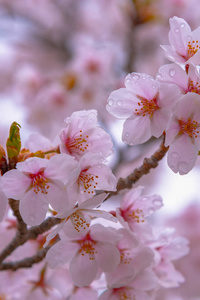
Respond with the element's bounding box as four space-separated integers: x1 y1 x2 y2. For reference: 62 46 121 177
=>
106 72 179 146
46 224 121 287
68 153 117 203
105 228 154 288
161 16 200 64
148 228 189 288
44 193 117 244
2 154 78 225
116 186 163 240
59 110 113 160
99 269 158 300
157 63 200 95
165 93 200 174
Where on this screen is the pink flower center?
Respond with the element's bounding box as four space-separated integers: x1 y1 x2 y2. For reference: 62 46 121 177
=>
113 288 136 300
120 251 132 265
187 40 199 59
78 233 97 260
29 171 49 195
78 170 99 194
188 79 200 94
134 95 159 118
70 212 90 232
178 118 200 139
65 130 89 154
121 207 145 224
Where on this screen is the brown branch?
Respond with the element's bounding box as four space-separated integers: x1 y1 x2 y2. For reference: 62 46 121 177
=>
108 135 168 197
8 199 27 237
0 247 50 271
0 217 60 263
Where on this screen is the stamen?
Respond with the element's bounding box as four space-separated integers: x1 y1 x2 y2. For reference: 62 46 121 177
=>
134 94 159 118
29 171 49 195
178 118 200 139
187 40 199 59
65 130 89 154
70 212 90 232
188 79 200 94
78 170 99 194
78 233 97 260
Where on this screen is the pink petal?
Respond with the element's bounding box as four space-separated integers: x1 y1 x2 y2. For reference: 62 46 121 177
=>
69 252 98 287
2 169 31 199
95 243 120 272
19 190 49 225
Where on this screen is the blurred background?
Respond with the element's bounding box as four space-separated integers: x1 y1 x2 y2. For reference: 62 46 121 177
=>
0 0 200 299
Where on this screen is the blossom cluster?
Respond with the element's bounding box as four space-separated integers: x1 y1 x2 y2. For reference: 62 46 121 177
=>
0 107 188 299
107 16 200 175
0 14 197 300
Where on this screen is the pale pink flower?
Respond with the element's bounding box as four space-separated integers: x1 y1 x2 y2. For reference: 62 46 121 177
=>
105 228 155 288
99 269 158 300
116 187 163 240
2 154 78 225
59 110 113 160
106 72 179 146
148 228 189 288
44 193 117 243
165 93 200 174
157 63 200 95
68 153 117 203
161 16 200 64
46 224 121 287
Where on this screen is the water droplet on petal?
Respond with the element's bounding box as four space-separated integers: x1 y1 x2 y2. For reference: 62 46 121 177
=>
153 199 162 207
148 208 155 215
170 152 178 158
175 28 179 33
126 78 131 83
152 85 156 89
156 74 162 79
169 68 176 77
125 133 129 137
131 74 140 80
116 100 122 106
108 98 114 106
142 75 146 80
180 23 185 28
141 196 148 201
178 162 189 174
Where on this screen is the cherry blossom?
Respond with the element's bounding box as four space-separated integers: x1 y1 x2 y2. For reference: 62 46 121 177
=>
148 228 189 287
161 16 200 64
59 110 113 160
106 72 179 145
157 63 200 95
68 153 117 203
99 269 158 300
2 154 78 225
165 93 200 174
105 228 154 288
46 224 121 287
116 187 163 240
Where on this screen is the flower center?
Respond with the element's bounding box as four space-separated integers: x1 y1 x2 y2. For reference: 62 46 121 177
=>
30 171 49 195
70 212 90 232
114 288 136 300
78 170 99 194
187 40 199 59
78 233 97 260
65 130 89 155
188 79 200 94
178 118 200 139
120 251 132 265
134 95 159 118
122 207 145 224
